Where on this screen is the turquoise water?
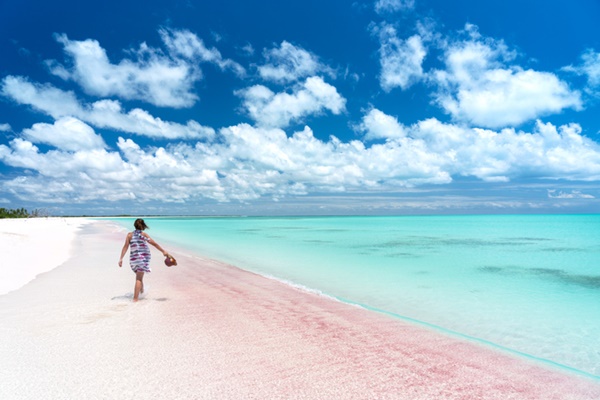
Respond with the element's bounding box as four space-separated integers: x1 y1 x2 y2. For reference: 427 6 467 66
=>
112 215 600 378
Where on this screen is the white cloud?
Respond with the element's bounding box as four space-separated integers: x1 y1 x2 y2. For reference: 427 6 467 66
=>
374 23 427 91
236 76 346 128
0 122 448 204
44 28 246 109
47 33 201 108
240 43 255 56
190 123 451 193
159 28 245 77
0 123 11 132
547 190 595 199
3 110 599 205
356 108 406 140
84 100 215 140
432 24 582 128
357 109 600 182
578 50 600 87
1 22 599 207
0 137 223 203
1 75 82 117
0 76 215 140
375 0 415 14
564 49 600 94
21 117 106 151
257 41 335 83
0 138 128 181
413 118 600 181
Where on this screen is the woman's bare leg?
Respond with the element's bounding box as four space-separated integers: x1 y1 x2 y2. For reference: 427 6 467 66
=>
133 271 144 302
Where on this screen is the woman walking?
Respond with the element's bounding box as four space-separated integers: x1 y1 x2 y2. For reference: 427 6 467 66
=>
118 218 170 302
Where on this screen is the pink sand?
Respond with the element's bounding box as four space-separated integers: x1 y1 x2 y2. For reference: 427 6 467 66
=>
0 220 599 399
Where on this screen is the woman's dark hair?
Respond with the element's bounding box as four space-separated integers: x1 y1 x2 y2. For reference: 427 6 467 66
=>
134 218 149 231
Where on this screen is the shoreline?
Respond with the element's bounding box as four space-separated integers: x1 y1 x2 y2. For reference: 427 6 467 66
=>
1 219 599 399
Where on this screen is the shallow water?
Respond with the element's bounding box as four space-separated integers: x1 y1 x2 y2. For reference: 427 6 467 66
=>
112 215 600 378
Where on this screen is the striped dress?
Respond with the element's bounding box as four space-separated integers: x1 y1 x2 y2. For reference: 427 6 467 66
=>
130 230 151 273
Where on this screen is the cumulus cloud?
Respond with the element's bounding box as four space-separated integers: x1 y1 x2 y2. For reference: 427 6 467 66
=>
373 23 427 91
356 108 406 140
45 28 245 109
159 28 245 77
0 137 217 203
563 49 600 94
2 23 599 209
2 111 599 205
42 28 247 109
236 76 346 128
1 75 82 117
0 123 443 204
0 138 129 181
432 24 582 128
358 109 600 182
375 0 415 14
84 100 215 140
0 76 214 140
21 117 106 151
47 33 200 108
417 118 600 181
257 41 335 83
0 123 11 132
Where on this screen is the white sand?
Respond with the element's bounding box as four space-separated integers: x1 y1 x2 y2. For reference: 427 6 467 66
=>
1 219 599 399
0 218 91 295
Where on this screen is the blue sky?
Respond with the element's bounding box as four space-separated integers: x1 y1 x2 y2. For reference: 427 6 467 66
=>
1 0 600 215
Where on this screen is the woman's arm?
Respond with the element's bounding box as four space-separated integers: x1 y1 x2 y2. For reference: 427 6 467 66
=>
144 233 169 257
118 233 132 267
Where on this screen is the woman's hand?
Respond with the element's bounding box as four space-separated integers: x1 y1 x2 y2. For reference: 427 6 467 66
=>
118 259 123 267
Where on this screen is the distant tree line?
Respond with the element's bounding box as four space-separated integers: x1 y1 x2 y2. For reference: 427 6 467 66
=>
0 207 48 218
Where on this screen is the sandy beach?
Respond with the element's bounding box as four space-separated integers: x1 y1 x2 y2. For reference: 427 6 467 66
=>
0 219 599 399
0 217 91 295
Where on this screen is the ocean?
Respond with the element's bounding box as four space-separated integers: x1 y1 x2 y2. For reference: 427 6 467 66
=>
112 215 600 378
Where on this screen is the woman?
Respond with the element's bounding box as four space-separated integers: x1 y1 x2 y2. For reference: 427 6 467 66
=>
118 218 170 302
